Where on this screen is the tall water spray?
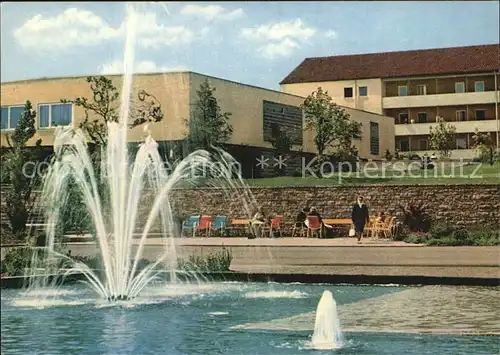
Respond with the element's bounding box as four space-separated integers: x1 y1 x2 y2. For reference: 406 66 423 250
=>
39 3 256 301
310 290 344 350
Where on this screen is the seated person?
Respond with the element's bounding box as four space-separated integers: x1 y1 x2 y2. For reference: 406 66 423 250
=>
307 206 323 225
376 212 386 223
295 207 309 228
251 207 268 238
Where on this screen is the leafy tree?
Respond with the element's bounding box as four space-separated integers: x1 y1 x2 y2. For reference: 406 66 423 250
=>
429 117 456 159
186 79 233 151
301 87 361 159
471 129 496 165
61 76 164 147
269 123 299 153
2 101 42 238
59 76 164 235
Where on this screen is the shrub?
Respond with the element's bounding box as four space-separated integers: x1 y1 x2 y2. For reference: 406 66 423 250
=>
403 225 500 246
177 246 232 272
384 149 393 161
399 203 431 233
2 247 44 276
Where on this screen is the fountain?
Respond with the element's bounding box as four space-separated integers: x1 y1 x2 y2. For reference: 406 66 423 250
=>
34 3 254 301
308 290 344 350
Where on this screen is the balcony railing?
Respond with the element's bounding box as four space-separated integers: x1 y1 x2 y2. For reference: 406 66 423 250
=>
395 119 498 136
383 91 498 108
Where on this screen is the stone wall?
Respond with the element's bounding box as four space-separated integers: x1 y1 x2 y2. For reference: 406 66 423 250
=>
166 184 500 229
2 184 499 231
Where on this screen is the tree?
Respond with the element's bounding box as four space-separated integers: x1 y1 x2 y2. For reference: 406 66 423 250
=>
471 129 496 165
186 79 233 151
59 76 164 236
301 87 361 159
269 123 299 153
61 76 164 147
2 101 42 238
429 117 456 159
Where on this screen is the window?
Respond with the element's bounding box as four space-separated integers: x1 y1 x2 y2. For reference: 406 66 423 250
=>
369 122 379 155
398 86 408 96
456 110 466 121
38 103 72 128
358 86 368 97
474 81 485 92
475 110 486 121
416 84 427 95
0 105 24 130
398 113 409 124
419 140 428 151
455 82 465 93
344 87 353 98
399 140 409 152
456 136 467 149
417 112 427 123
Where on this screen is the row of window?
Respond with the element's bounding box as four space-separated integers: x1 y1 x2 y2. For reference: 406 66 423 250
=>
398 136 473 152
0 103 73 130
344 86 368 98
397 109 487 124
342 80 487 99
397 81 485 97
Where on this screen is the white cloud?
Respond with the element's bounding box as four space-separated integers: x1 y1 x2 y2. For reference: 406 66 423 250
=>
259 39 299 60
240 19 317 59
13 8 121 51
99 60 189 75
180 4 244 21
325 30 338 39
241 19 316 42
133 12 194 48
13 8 196 52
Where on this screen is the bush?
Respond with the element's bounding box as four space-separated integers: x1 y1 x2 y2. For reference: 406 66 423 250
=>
177 246 232 272
399 203 431 233
403 225 499 246
1 247 44 276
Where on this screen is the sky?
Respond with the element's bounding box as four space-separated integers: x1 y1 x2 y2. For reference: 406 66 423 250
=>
1 1 498 90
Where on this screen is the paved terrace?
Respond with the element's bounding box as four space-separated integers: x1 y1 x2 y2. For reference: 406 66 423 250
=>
64 236 500 280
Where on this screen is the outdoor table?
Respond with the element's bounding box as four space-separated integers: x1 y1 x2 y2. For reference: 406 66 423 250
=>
229 218 251 236
322 218 353 237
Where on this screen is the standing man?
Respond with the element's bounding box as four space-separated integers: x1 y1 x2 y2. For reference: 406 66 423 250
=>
351 196 370 243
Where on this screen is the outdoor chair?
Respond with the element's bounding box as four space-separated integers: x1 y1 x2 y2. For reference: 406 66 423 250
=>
263 215 283 238
211 216 228 236
378 216 397 239
194 215 212 237
182 215 201 237
292 221 307 238
364 216 378 238
306 215 322 238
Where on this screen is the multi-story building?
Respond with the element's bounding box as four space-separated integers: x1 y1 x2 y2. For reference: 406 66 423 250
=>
0 71 394 168
280 44 499 159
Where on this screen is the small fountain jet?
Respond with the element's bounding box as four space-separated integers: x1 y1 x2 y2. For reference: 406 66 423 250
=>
309 290 344 350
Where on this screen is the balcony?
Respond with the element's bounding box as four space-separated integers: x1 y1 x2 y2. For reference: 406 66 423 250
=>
395 119 499 136
383 91 499 109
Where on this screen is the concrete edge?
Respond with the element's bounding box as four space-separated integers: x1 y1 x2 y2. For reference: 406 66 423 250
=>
1 271 498 289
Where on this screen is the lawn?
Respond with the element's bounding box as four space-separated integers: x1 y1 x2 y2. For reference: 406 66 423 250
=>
245 162 500 187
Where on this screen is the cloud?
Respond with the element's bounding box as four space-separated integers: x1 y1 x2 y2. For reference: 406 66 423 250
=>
325 30 338 39
180 4 244 21
133 12 194 48
13 8 121 51
259 39 299 60
240 19 316 59
99 60 190 75
13 8 196 52
241 19 316 42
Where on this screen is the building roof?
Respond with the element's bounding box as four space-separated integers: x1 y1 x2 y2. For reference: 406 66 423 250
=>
280 44 500 84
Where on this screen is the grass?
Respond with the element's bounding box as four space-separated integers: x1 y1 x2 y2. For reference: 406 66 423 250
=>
245 162 500 187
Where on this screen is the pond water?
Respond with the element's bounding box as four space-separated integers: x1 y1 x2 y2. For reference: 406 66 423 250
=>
1 282 498 355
